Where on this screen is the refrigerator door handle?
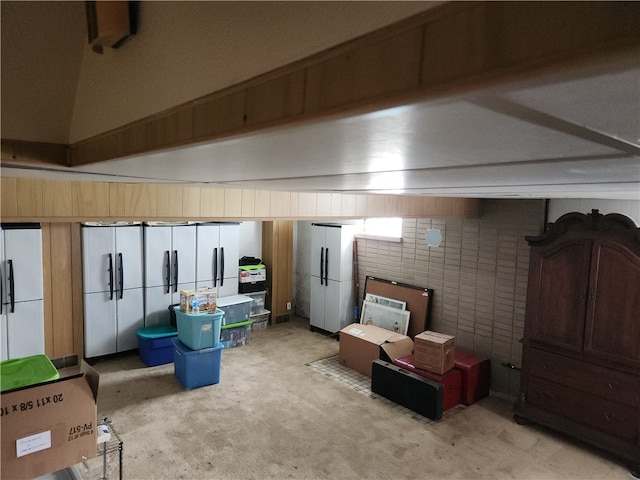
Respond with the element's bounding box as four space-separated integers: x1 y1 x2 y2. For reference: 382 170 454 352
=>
213 247 218 287
220 247 225 286
320 247 324 285
324 248 329 286
164 250 170 294
108 254 114 301
8 259 15 312
173 250 178 293
0 262 3 314
118 253 124 299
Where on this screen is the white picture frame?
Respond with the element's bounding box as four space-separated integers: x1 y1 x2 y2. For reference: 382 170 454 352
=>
364 293 406 310
360 300 411 335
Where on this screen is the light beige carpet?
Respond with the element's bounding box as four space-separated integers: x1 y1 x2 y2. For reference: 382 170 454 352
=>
74 317 629 480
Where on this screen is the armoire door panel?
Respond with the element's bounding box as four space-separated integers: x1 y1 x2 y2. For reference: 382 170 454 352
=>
584 241 640 368
527 240 592 351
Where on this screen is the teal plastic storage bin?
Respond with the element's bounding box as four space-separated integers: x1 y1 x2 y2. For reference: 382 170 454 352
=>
136 324 178 366
220 319 252 349
1 354 60 392
174 306 224 350
172 338 222 389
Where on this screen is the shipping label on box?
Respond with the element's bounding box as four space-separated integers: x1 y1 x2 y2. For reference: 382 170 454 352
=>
180 288 217 313
1 362 99 480
413 330 456 374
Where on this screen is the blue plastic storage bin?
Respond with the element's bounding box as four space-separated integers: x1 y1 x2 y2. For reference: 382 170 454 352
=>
172 338 222 390
174 306 224 350
136 324 178 366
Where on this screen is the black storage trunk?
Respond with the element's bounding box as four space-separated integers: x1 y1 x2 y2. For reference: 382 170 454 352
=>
371 360 444 420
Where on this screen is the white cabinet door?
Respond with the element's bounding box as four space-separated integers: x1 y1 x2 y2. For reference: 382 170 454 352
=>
144 226 172 289
219 224 240 289
196 224 220 285
84 291 117 358
1 227 44 360
115 227 144 291
5 299 44 359
144 284 172 327
325 227 346 282
171 225 197 287
82 227 114 294
310 225 324 279
4 228 43 302
310 277 325 330
196 223 239 295
116 287 144 351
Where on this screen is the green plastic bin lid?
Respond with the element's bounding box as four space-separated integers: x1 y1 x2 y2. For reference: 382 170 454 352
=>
221 319 253 330
0 354 60 393
238 264 265 272
136 324 178 339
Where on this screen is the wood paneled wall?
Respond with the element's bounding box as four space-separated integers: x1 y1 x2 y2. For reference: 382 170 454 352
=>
41 223 84 359
0 177 480 222
262 221 293 324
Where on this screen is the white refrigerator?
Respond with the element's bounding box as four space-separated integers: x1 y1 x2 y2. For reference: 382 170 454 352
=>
82 224 144 358
310 223 360 333
196 223 240 298
0 224 44 361
144 224 196 326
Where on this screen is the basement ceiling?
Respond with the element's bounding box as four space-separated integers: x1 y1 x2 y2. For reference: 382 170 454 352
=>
1 2 639 200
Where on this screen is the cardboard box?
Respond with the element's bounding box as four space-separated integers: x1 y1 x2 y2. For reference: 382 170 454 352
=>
1 361 99 480
180 288 217 313
413 330 456 374
339 323 413 377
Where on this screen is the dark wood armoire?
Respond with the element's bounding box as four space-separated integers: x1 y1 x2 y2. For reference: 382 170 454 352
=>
515 209 640 474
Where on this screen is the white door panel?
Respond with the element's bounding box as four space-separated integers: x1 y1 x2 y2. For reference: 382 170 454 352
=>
115 227 144 291
6 300 44 359
196 224 219 284
172 226 197 285
144 226 171 288
116 288 144 352
84 292 117 358
82 227 114 294
310 277 325 330
145 285 173 327
4 229 43 302
220 225 240 285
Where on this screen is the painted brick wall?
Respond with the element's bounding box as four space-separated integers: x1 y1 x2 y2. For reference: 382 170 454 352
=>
356 199 545 399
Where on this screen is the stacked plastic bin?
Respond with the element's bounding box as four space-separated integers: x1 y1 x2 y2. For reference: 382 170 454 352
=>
172 306 224 389
217 295 254 348
136 324 178 367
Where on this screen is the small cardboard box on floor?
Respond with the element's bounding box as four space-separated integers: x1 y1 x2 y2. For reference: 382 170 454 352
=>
413 330 456 374
339 323 414 377
1 361 99 480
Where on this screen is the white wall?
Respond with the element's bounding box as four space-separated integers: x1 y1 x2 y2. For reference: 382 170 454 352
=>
548 199 640 225
238 222 262 260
